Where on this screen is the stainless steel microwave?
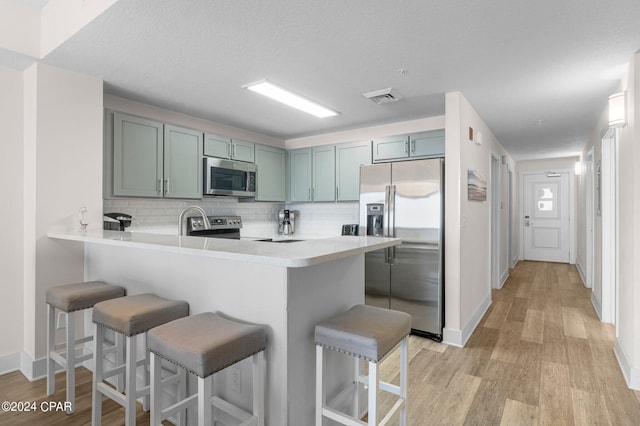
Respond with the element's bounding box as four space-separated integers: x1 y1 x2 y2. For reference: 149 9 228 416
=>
203 157 256 197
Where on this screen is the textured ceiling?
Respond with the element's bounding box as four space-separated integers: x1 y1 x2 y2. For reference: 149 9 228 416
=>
42 0 640 159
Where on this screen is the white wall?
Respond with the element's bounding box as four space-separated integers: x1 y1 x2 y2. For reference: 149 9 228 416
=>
286 116 445 149
444 92 515 346
613 53 640 390
20 63 104 378
0 65 24 368
0 1 39 58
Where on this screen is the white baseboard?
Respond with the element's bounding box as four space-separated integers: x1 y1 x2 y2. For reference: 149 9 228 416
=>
500 269 509 289
576 262 587 287
442 328 463 347
19 352 50 382
614 339 640 390
0 352 21 375
443 294 492 348
591 293 602 321
510 256 519 269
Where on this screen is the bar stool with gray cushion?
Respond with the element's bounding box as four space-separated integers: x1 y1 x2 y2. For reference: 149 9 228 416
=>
91 293 189 426
46 281 126 414
147 312 266 426
315 304 411 426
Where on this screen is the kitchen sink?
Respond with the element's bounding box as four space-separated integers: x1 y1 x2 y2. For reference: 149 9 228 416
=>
255 238 304 243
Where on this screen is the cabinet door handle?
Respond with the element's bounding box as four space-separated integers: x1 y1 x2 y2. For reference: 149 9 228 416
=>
405 140 409 154
227 143 230 157
157 179 162 194
411 140 415 153
233 144 236 158
311 187 314 201
336 186 339 200
164 179 169 194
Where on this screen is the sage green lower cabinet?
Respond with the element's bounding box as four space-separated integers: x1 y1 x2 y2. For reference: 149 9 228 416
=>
255 144 285 201
164 125 203 199
336 141 372 201
288 148 312 202
312 145 336 202
113 112 164 197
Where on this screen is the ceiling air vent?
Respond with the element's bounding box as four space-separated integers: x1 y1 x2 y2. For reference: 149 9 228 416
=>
362 88 402 105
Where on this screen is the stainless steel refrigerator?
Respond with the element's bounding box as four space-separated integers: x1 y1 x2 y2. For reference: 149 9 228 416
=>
359 158 444 340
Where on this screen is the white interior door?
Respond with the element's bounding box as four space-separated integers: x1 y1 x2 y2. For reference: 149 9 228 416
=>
523 172 570 263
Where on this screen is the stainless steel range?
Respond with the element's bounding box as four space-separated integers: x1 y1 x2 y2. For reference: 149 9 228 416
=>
186 215 242 239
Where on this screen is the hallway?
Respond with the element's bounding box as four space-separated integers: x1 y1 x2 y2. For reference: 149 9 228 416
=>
378 261 640 424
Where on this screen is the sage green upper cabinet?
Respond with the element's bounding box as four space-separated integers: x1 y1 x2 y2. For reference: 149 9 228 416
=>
113 112 164 197
112 112 202 199
204 133 255 163
372 134 409 162
288 148 312 202
255 144 286 202
336 141 372 201
163 125 203 199
231 139 255 163
312 145 336 202
204 133 231 159
409 129 445 158
373 129 445 162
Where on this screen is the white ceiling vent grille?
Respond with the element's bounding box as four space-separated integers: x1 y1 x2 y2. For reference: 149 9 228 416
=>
362 88 402 105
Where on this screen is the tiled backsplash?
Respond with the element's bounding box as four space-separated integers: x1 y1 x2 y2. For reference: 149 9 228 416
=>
103 198 360 237
285 202 359 236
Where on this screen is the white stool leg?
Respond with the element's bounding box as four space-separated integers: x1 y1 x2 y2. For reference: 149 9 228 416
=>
116 332 125 392
177 366 187 426
143 334 150 412
252 350 265 426
353 356 360 420
46 304 56 396
65 311 76 414
198 375 213 425
92 323 105 426
150 352 161 426
125 335 137 426
315 345 324 426
399 336 408 426
368 360 378 426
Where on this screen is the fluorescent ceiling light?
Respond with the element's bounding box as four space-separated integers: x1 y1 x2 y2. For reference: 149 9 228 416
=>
243 80 338 118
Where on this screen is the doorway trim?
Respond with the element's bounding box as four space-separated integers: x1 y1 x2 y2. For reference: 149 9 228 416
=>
490 154 501 289
601 128 618 325
519 168 576 263
585 148 594 289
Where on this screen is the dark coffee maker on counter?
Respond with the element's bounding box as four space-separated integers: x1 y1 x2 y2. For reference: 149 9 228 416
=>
103 213 133 231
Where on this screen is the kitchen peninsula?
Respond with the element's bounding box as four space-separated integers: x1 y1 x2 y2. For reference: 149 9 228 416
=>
48 230 400 425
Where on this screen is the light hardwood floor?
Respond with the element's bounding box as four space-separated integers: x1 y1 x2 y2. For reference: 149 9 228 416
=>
1 261 639 425
376 261 640 425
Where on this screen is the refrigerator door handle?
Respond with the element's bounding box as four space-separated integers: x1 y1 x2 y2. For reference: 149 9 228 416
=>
388 184 396 264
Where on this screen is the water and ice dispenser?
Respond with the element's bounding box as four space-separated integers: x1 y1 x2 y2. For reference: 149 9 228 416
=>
366 203 384 236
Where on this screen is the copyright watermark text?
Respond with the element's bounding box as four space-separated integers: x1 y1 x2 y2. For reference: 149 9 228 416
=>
2 400 72 412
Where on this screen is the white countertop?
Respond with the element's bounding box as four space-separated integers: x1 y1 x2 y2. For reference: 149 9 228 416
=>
47 230 401 268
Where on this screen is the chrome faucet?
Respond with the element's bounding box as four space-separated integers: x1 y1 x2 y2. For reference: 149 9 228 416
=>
178 205 211 236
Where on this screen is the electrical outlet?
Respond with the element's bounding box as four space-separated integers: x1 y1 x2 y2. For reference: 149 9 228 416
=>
56 312 66 329
230 366 241 393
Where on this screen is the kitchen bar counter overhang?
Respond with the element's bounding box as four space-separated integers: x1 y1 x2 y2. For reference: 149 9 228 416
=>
48 230 399 267
47 230 401 425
